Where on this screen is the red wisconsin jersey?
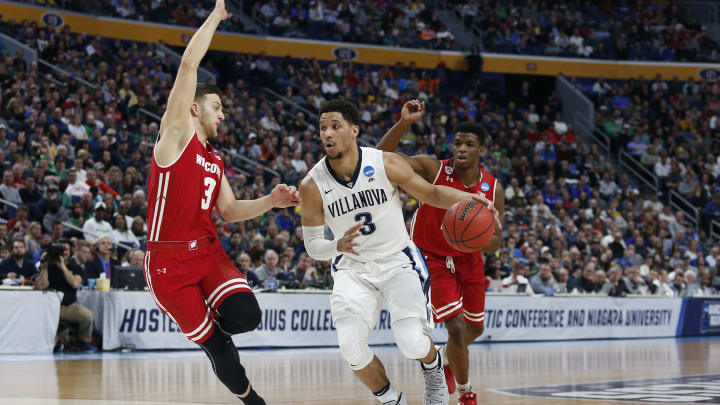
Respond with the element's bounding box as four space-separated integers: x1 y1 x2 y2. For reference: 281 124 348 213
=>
411 159 497 257
146 134 224 242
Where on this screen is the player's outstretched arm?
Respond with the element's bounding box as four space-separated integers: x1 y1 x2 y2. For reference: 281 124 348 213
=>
299 176 362 259
216 174 300 223
376 99 439 182
480 182 505 253
384 152 479 209
158 0 227 150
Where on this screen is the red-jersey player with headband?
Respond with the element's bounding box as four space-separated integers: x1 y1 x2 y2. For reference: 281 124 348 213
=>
377 100 503 405
144 1 299 404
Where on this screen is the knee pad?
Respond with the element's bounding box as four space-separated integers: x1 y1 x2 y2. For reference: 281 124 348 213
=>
392 318 430 360
200 329 249 396
335 317 373 371
217 293 262 335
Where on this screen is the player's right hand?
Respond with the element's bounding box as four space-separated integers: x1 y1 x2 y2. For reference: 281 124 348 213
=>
336 222 363 256
400 99 425 124
215 0 227 20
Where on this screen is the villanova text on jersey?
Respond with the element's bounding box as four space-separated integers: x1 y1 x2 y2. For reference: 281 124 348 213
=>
327 188 388 218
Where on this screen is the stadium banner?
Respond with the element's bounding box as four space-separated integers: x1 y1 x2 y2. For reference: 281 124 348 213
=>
676 297 720 337
0 290 62 354
78 291 686 351
1 1 718 80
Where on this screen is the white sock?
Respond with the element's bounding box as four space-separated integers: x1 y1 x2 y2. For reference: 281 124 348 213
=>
422 349 440 370
374 383 399 403
458 383 472 394
438 345 449 366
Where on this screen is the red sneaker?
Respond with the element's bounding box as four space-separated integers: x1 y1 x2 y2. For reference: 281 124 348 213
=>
458 391 477 405
443 364 456 394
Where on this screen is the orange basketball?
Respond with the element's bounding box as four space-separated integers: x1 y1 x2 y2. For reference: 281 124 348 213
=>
441 199 495 253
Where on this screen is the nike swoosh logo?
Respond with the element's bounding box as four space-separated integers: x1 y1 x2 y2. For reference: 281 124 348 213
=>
324 189 333 194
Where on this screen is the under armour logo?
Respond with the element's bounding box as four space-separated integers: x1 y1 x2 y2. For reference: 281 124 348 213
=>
188 240 198 250
156 268 167 274
446 176 454 182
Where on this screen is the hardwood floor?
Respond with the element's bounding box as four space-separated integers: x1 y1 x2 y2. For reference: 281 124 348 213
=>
1 338 719 404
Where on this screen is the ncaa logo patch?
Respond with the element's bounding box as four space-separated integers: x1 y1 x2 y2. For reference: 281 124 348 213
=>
363 166 375 177
491 374 720 403
480 182 490 192
445 165 453 174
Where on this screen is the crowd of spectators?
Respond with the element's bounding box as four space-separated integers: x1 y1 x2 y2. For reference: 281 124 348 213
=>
0 16 718 325
33 0 720 61
457 0 719 62
578 74 720 232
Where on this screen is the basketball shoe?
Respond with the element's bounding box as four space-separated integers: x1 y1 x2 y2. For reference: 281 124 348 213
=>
421 351 449 405
457 391 477 405
436 346 456 394
382 392 408 405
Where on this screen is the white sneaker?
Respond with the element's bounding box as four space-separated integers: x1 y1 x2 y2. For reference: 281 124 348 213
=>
382 392 408 405
421 352 449 405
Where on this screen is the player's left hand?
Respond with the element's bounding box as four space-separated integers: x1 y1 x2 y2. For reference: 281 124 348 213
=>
270 184 301 208
214 0 228 20
400 99 425 124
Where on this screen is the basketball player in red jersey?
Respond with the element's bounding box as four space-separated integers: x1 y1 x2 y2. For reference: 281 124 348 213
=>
144 2 299 404
377 100 503 405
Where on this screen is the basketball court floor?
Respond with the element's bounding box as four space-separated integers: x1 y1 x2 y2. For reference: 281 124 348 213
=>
1 337 719 404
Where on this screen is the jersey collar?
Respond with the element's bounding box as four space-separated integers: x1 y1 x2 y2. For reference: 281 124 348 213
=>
325 147 362 189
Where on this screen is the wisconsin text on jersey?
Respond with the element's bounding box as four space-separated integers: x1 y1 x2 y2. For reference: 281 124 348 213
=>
196 154 221 176
327 188 389 218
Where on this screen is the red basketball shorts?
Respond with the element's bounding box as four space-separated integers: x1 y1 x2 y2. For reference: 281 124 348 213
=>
144 237 252 344
424 250 486 325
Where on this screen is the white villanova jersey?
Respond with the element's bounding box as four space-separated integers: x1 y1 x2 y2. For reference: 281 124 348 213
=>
308 147 411 263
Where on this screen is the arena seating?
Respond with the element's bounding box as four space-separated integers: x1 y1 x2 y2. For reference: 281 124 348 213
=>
0 15 717 298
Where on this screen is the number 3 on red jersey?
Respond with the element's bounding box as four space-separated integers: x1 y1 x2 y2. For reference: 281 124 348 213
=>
201 177 217 210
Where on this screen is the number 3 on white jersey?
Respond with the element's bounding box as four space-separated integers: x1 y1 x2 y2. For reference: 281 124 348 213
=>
201 177 216 210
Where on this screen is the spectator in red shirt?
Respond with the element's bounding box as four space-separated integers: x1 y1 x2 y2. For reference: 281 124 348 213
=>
85 169 118 199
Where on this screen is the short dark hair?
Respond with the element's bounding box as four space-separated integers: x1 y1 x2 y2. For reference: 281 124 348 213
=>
194 83 222 102
453 122 487 144
319 99 360 126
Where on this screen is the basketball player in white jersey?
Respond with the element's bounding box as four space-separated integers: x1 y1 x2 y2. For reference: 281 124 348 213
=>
300 100 485 405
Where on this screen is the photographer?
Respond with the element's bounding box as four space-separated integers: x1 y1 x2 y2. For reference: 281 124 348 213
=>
37 240 98 352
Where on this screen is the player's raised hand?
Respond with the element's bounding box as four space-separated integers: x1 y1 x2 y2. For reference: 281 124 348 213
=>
214 0 228 20
337 222 363 256
270 184 301 207
400 99 425 124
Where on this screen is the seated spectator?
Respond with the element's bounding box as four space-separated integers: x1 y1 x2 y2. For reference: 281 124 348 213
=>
84 236 119 280
569 264 596 294
501 262 531 294
606 268 632 297
233 251 262 288
83 202 114 242
254 249 280 284
529 264 555 295
670 271 687 297
122 249 145 268
112 214 139 258
699 273 718 296
0 239 36 282
36 239 97 352
291 252 317 289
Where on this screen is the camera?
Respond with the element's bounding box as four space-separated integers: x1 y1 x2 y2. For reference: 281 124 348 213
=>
45 243 66 264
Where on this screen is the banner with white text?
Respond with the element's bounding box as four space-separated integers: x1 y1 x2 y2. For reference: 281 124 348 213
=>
78 292 685 350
